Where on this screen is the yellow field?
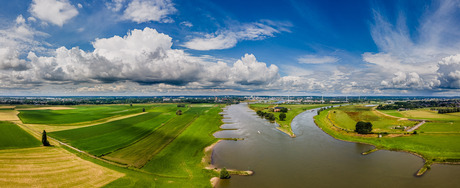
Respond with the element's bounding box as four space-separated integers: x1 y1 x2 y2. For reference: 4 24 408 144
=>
0 110 20 121
0 147 124 187
397 109 456 119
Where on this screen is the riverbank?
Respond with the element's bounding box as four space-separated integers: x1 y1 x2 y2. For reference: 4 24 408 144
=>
314 107 460 176
249 104 332 138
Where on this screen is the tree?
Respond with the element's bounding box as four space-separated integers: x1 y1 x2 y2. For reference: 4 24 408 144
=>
355 121 373 134
42 130 50 146
176 109 182 115
279 113 286 121
177 104 185 107
220 168 231 179
280 107 288 113
142 108 145 112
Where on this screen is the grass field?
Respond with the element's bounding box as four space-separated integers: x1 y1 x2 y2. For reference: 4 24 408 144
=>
0 147 124 187
249 103 332 137
0 121 41 149
50 111 175 156
315 106 460 163
330 105 415 132
18 105 151 125
377 108 460 133
103 107 208 168
2 103 225 187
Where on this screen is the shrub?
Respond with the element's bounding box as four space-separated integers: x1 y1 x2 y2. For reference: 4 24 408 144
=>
279 113 286 121
42 130 50 146
220 168 231 179
176 110 182 115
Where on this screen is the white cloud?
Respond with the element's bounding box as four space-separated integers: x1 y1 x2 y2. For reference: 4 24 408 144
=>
230 54 279 85
437 54 460 88
297 55 339 64
29 0 78 27
180 21 193 27
123 0 176 23
182 20 291 50
106 0 126 11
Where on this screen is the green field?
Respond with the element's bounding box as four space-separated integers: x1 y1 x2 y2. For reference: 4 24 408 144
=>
330 105 415 132
18 105 151 125
50 111 175 156
0 121 41 149
377 108 460 133
315 106 460 163
2 103 228 187
249 103 332 137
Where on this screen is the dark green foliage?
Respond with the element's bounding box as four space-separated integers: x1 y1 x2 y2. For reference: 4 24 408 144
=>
413 131 417 135
42 130 50 146
176 109 182 115
220 168 231 179
177 104 186 107
355 121 373 134
435 107 460 114
279 113 286 121
280 107 288 113
255 110 275 121
142 108 145 112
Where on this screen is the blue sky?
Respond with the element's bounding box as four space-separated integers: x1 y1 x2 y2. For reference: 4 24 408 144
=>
0 0 460 96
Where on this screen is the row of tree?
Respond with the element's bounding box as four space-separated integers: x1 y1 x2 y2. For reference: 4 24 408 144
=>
256 110 276 121
432 107 460 114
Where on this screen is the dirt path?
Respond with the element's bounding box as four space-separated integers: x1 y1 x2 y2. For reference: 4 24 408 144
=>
406 121 426 132
372 107 409 121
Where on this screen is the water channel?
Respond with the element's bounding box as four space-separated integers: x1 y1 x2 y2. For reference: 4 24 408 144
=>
213 103 460 187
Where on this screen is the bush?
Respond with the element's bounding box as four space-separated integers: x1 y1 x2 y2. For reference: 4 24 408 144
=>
220 168 231 179
177 104 185 107
176 110 182 115
355 121 373 134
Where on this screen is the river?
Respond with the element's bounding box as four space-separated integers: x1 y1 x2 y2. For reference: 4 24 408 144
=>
213 103 460 187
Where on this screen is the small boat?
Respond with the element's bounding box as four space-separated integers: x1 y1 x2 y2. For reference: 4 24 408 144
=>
258 131 261 134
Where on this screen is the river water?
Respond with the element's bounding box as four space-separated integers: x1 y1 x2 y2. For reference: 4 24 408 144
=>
213 103 460 188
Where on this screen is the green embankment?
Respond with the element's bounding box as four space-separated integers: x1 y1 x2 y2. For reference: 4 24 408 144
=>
103 107 208 168
315 107 460 163
18 105 151 125
249 104 332 137
0 121 41 149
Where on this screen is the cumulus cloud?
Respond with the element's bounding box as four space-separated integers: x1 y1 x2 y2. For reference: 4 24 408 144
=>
1 27 282 94
182 20 292 50
123 0 176 23
29 0 78 27
297 55 339 64
437 54 460 89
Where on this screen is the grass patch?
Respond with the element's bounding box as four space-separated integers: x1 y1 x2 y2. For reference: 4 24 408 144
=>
0 121 41 149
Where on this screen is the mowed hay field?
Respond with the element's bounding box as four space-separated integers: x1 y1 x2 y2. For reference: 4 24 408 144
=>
18 105 151 125
378 108 460 133
330 105 415 132
316 107 460 161
0 147 124 187
0 121 41 149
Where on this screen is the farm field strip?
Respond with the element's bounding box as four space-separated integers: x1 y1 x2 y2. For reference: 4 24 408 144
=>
22 112 148 133
18 105 151 125
50 112 175 156
0 147 124 187
103 107 209 168
0 121 41 149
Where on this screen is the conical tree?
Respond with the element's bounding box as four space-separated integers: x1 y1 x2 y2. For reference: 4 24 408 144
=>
42 130 50 146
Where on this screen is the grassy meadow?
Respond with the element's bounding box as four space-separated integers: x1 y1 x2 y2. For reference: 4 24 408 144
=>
18 105 151 125
249 103 332 137
0 121 41 149
315 106 460 163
